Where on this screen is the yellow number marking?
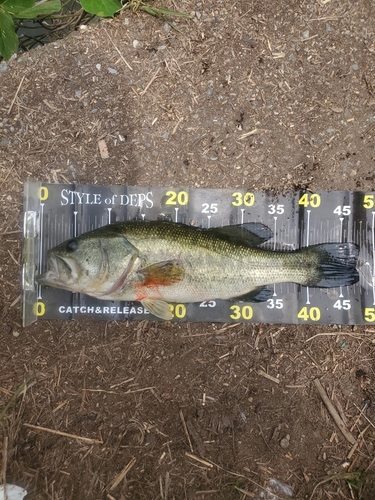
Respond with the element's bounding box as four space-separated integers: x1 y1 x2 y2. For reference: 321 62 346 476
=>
298 193 321 208
165 190 189 206
230 304 253 320
168 303 187 319
363 195 374 209
231 192 255 207
364 307 375 322
38 186 49 201
33 301 46 317
297 306 321 321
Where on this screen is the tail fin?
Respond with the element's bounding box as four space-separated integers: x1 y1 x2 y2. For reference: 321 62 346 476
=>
304 243 359 288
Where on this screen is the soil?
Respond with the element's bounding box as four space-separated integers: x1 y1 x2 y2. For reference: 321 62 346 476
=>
1 1 375 499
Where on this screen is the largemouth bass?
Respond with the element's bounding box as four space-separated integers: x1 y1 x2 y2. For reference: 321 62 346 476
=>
36 221 359 320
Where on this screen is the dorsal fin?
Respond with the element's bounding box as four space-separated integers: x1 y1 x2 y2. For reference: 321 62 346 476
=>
208 223 273 247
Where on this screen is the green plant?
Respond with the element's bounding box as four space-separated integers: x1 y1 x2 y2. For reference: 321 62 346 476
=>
0 0 61 59
0 0 191 61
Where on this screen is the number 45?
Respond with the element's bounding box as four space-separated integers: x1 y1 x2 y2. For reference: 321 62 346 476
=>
333 205 351 216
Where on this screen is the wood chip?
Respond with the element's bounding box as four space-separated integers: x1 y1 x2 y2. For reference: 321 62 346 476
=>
98 139 109 159
257 369 280 384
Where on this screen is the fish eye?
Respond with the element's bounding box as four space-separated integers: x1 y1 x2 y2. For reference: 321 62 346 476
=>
66 239 78 252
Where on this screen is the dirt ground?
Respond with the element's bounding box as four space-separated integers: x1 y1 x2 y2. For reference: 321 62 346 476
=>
1 0 375 498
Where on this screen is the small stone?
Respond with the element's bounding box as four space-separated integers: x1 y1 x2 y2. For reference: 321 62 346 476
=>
0 62 9 73
133 40 140 48
195 11 201 19
75 90 82 98
13 331 20 338
302 30 309 39
96 63 101 71
108 68 117 74
326 22 334 32
280 434 290 449
351 64 359 71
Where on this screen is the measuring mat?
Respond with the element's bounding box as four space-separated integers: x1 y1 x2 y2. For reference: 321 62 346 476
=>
22 180 375 326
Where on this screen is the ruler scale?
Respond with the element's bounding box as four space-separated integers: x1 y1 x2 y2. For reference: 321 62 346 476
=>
21 180 375 326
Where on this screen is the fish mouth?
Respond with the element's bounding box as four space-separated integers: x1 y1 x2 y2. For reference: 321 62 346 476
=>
36 254 80 288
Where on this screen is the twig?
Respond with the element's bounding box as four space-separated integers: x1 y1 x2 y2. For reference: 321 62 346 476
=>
140 67 161 96
109 457 136 490
313 379 356 444
353 403 375 430
2 436 8 497
124 386 155 394
8 75 26 115
104 28 133 70
305 332 363 343
233 485 255 498
203 457 284 499
185 452 213 468
239 128 261 139
23 423 103 445
309 472 361 500
0 230 22 236
347 424 370 460
179 410 194 453
257 369 280 384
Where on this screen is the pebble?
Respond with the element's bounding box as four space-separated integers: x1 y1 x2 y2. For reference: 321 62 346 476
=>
302 30 309 39
108 68 117 74
280 434 290 449
96 63 101 71
133 40 140 48
0 62 9 73
351 64 359 71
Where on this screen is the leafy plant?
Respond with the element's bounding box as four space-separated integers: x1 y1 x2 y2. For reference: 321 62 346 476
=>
0 0 191 60
0 0 61 59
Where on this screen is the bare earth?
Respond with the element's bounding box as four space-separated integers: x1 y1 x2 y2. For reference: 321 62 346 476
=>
1 1 375 498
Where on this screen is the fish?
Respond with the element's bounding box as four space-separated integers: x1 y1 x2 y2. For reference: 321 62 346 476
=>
36 221 359 320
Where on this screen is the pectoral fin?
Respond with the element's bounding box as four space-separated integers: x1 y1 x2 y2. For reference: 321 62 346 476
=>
138 260 185 287
141 299 173 320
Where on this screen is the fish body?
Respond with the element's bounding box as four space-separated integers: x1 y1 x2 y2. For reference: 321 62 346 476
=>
37 221 359 320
